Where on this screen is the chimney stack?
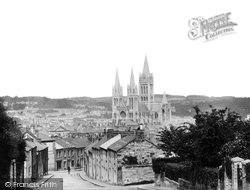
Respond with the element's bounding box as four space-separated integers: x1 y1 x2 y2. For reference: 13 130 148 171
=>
107 129 114 139
135 129 144 142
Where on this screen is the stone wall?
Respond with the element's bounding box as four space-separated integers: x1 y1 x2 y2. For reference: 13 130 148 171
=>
117 140 164 166
122 165 154 185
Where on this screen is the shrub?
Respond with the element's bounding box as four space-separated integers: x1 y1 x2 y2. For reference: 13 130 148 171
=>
219 166 224 182
191 166 218 189
224 158 232 179
153 160 218 189
152 157 183 173
246 163 250 183
164 163 191 182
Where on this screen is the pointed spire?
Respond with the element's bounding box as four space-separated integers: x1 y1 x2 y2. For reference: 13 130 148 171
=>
130 68 135 88
142 55 150 76
115 68 120 87
162 92 168 104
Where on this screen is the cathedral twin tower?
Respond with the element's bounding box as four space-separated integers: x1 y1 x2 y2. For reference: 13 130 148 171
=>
112 56 172 125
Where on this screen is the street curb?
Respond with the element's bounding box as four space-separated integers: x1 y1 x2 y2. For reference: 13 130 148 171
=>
37 174 54 188
78 173 106 188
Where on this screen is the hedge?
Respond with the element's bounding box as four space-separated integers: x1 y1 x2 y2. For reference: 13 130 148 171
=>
224 157 232 179
152 157 184 173
152 158 218 189
246 163 250 183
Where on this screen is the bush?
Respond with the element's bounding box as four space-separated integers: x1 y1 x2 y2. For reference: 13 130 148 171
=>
224 158 232 179
246 163 250 183
219 166 224 181
152 160 218 189
152 157 184 173
191 167 218 189
164 163 191 182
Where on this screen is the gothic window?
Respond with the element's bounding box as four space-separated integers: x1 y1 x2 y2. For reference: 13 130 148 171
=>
133 89 135 93
120 111 126 118
141 86 143 94
130 98 133 109
155 112 158 119
141 97 143 101
162 109 165 114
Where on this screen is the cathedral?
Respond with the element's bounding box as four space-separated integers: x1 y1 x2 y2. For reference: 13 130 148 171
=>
112 56 174 125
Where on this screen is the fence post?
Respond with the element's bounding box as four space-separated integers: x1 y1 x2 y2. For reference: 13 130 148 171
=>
242 159 250 190
218 166 221 190
224 163 229 190
155 173 160 186
160 171 166 187
231 157 244 190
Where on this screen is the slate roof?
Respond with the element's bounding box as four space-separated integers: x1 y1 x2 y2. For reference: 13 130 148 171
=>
65 124 78 132
100 134 121 150
138 103 149 112
33 141 48 151
37 132 54 142
47 125 70 132
108 135 135 152
25 140 36 151
92 136 108 149
22 130 39 140
85 140 100 155
55 138 75 149
25 140 47 151
63 137 90 148
151 103 162 112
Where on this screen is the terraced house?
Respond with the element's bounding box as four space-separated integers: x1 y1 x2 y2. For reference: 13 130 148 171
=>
84 129 164 185
22 129 49 181
55 137 90 170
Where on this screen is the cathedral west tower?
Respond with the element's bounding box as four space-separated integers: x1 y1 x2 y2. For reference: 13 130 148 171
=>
112 69 123 122
127 68 139 121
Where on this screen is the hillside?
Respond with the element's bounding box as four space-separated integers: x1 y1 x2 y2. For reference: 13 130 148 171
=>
2 95 250 119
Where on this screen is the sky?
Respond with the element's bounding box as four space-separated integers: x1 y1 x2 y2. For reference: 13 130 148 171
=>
0 0 249 99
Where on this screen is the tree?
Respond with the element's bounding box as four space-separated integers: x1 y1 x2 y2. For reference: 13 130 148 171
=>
159 106 250 168
0 99 26 186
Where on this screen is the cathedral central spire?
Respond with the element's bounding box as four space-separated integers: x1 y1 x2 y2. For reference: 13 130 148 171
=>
115 68 120 87
130 68 135 88
162 92 168 104
142 55 150 76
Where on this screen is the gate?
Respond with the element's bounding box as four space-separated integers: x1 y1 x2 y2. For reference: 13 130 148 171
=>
237 164 242 190
218 157 250 190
